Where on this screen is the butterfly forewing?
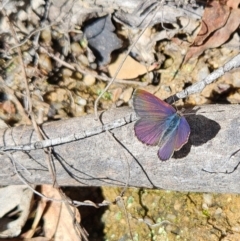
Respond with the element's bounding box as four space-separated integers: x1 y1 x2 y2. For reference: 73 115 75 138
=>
133 89 176 119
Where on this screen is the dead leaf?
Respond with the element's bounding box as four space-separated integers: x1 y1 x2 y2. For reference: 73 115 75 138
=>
41 185 82 241
184 0 240 62
227 0 240 9
0 100 16 117
108 53 156 79
193 1 230 46
84 15 122 66
0 186 33 238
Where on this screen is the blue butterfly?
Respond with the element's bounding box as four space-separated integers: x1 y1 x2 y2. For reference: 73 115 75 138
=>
133 89 190 161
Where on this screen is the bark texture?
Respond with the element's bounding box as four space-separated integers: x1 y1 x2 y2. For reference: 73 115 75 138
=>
1 105 240 193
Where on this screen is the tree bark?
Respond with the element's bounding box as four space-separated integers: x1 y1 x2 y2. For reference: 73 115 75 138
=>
1 105 240 193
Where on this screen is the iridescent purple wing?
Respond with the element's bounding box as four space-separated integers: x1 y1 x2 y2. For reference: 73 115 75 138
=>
133 89 176 145
158 116 190 161
134 118 170 145
133 89 176 119
133 89 190 161
174 117 190 150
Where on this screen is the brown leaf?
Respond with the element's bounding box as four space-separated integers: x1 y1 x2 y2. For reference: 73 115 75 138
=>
227 0 240 9
41 185 82 241
193 0 230 46
184 1 240 62
1 100 16 115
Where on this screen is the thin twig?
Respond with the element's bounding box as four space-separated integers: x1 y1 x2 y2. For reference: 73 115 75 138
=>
1 112 137 151
93 2 163 120
1 7 57 187
39 46 147 86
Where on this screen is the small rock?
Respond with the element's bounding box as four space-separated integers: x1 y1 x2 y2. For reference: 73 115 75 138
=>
60 77 76 89
215 83 231 94
120 87 133 103
232 71 240 88
56 88 67 102
75 96 87 106
78 54 89 66
38 53 52 73
71 42 83 55
75 72 83 80
214 207 222 216
116 100 124 107
202 203 209 210
232 225 240 232
108 53 156 79
174 200 182 211
62 68 73 77
73 105 85 117
41 28 52 44
196 65 209 82
111 88 122 102
83 74 96 86
165 214 177 222
47 92 57 102
203 193 213 207
227 92 240 104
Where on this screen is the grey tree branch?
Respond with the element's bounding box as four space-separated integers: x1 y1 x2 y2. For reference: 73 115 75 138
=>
177 53 240 99
1 105 240 193
1 112 136 151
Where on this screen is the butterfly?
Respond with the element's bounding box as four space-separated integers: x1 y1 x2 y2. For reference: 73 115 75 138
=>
133 89 190 161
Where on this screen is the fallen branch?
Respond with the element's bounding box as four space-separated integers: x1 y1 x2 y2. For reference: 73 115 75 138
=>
1 105 240 193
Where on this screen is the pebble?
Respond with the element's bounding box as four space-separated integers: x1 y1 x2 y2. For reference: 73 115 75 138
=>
60 77 76 89
56 89 67 102
74 105 85 116
165 213 177 222
202 193 213 208
78 54 89 66
174 200 182 211
120 87 133 103
71 42 83 55
111 88 122 102
38 53 52 73
41 28 52 44
196 65 209 82
75 72 83 80
232 71 240 88
83 74 96 86
75 96 87 106
232 225 240 232
62 68 73 77
214 207 222 216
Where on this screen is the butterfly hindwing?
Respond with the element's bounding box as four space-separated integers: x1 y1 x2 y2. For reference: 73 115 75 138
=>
175 117 191 150
134 117 170 146
157 116 190 161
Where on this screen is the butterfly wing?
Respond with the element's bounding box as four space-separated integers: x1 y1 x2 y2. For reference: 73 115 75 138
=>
133 89 176 146
134 118 170 145
158 116 190 161
174 116 190 150
133 89 176 118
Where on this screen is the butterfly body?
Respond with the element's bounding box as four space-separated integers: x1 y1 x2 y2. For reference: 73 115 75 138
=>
133 89 190 161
